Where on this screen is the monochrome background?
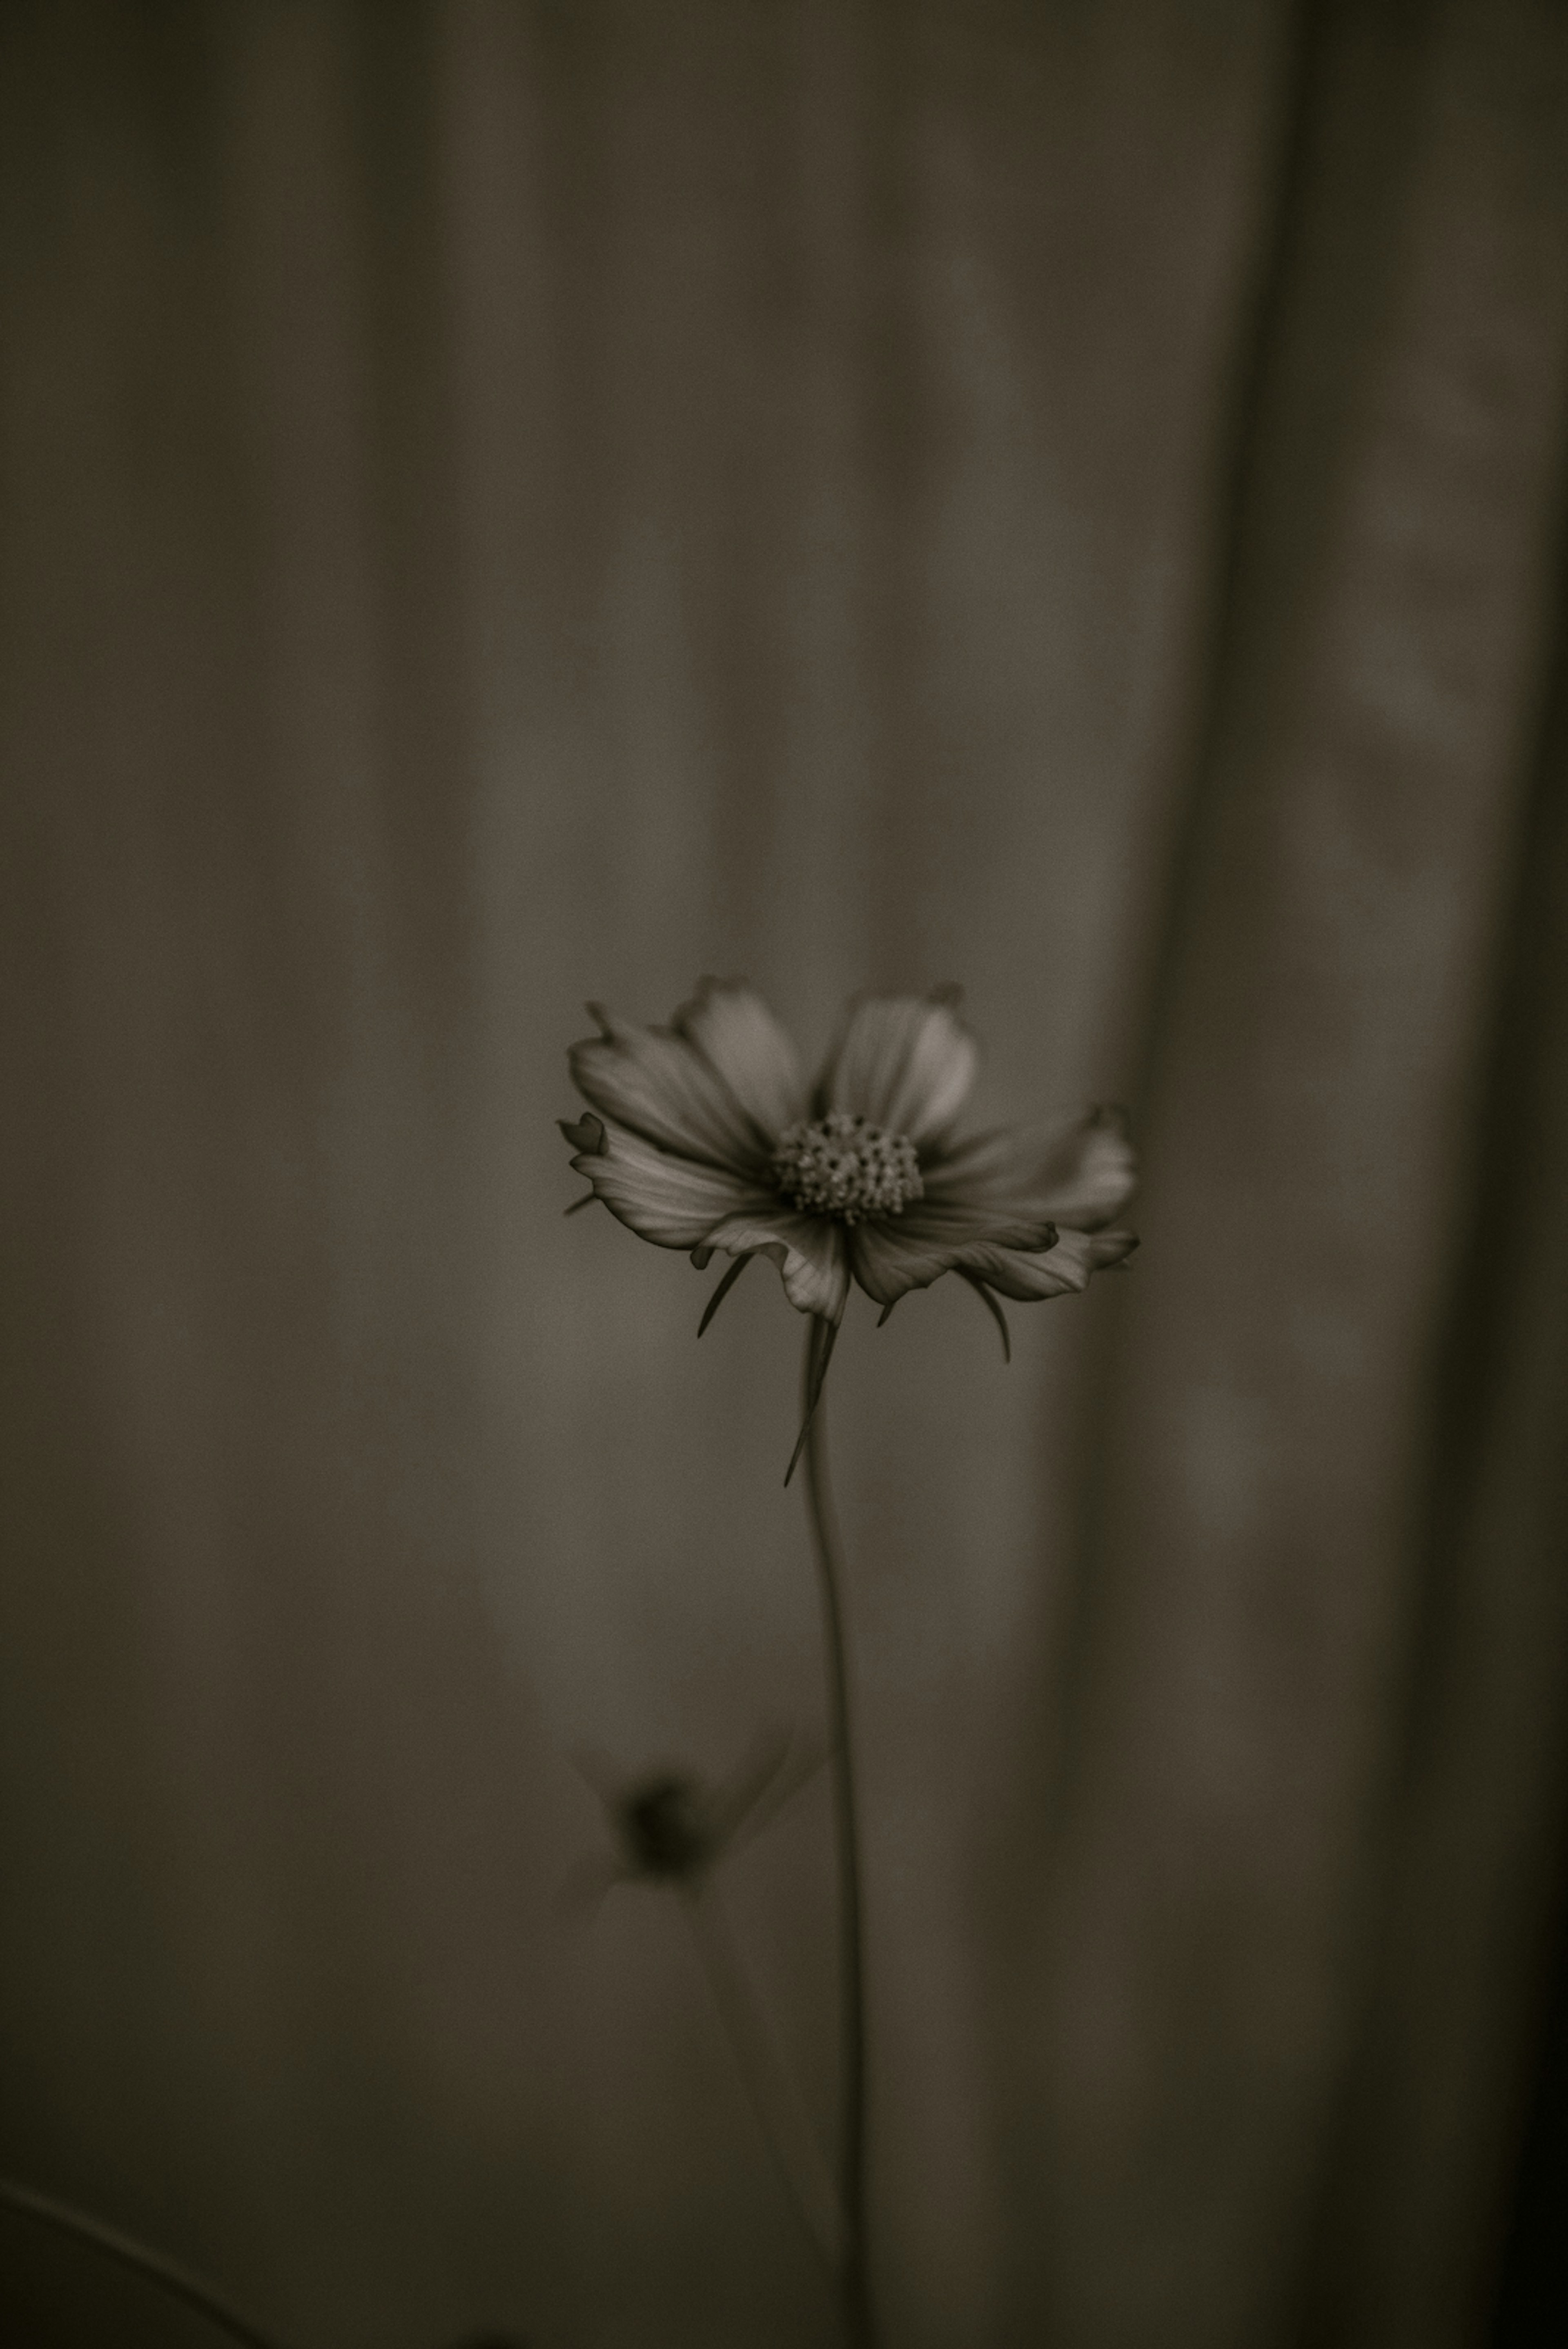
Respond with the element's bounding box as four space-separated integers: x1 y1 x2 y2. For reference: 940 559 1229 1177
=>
3 4 1567 2345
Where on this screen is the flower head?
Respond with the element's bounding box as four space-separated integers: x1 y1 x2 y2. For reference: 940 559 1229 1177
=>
615 1772 720 1881
561 980 1137 1358
572 1728 820 1898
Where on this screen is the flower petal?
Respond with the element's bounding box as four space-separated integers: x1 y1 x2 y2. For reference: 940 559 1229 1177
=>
567 1119 775 1248
925 1106 1136 1230
674 978 808 1142
954 1227 1139 1300
820 991 978 1147
848 1219 970 1308
701 1208 850 1323
570 1006 771 1172
851 1203 1134 1309
893 1196 1060 1249
846 1188 1062 1307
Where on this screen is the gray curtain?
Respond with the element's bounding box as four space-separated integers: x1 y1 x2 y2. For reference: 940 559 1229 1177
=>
3 4 1567 2345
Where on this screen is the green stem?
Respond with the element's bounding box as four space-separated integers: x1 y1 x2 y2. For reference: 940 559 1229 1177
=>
0 2175 287 2349
800 1317 877 2349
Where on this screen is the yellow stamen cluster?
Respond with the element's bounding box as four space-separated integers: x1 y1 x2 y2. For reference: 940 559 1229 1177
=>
773 1112 923 1225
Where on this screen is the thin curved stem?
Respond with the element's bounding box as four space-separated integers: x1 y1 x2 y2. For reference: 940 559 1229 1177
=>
800 1316 877 2349
0 2175 287 2349
681 1879 842 2278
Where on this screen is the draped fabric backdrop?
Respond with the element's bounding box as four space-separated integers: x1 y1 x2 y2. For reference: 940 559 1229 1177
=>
3 4 1568 2346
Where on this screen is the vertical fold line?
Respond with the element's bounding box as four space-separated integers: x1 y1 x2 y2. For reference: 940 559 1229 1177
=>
1127 0 1329 1129
1291 373 1568 2349
1042 0 1333 1826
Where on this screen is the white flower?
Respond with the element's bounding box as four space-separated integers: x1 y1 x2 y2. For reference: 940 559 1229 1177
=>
561 980 1137 1348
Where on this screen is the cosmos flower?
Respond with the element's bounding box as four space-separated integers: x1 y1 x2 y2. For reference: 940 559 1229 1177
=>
570 1728 821 1899
561 978 1136 1359
610 1772 723 1883
568 1735 842 2273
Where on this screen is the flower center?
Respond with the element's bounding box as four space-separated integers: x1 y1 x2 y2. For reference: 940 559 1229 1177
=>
772 1111 924 1225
